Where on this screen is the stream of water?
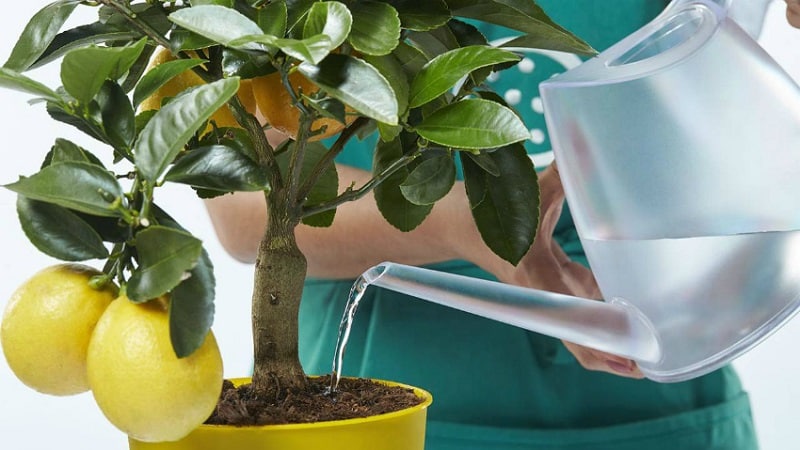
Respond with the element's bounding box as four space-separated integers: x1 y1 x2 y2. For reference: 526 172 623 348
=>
328 273 372 393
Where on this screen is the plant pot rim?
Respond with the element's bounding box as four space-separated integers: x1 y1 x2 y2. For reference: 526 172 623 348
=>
203 376 433 431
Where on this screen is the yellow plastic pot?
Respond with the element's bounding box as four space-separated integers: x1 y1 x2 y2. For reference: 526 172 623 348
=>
128 378 433 450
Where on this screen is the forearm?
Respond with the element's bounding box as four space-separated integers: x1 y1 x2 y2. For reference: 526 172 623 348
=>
205 164 511 279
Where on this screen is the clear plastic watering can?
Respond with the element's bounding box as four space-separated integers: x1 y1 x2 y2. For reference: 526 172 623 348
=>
364 0 800 382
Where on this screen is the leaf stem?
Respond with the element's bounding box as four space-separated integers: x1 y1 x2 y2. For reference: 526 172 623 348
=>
301 149 421 218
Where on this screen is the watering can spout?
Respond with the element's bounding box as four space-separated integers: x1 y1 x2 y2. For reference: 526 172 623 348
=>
365 262 663 364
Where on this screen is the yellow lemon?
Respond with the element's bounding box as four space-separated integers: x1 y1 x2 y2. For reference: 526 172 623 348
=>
1 264 117 396
251 70 354 141
86 295 223 443
140 48 257 132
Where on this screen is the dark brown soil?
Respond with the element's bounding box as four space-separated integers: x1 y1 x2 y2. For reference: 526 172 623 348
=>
205 376 425 426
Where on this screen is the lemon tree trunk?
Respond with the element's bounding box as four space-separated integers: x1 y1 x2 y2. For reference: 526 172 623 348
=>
250 196 308 394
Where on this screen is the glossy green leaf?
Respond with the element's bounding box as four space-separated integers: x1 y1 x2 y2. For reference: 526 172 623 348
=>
392 41 428 77
400 151 455 205
165 145 270 192
447 0 594 54
60 39 148 103
407 26 460 59
416 99 528 149
3 0 81 72
126 226 203 302
31 22 138 70
298 54 398 125
461 143 539 265
98 81 136 150
410 46 519 108
169 5 264 50
0 67 61 103
16 196 109 261
258 0 288 36
44 138 105 168
47 103 107 144
349 2 401 56
304 1 352 50
169 249 215 358
134 77 240 182
148 209 216 358
286 0 316 31
363 53 409 117
133 58 206 107
386 0 450 31
4 162 124 217
373 137 432 231
464 151 500 176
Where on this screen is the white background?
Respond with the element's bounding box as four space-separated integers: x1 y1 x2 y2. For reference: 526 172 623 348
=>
0 2 798 449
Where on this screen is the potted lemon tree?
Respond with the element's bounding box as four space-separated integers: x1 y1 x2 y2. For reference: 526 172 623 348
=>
0 0 591 448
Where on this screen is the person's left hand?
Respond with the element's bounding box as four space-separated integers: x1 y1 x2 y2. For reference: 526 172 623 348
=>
501 164 644 379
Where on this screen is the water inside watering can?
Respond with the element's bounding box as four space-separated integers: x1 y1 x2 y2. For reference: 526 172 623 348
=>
584 229 800 378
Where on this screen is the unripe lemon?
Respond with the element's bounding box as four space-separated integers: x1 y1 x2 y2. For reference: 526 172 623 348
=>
251 70 354 141
87 295 223 443
140 48 257 132
1 264 117 396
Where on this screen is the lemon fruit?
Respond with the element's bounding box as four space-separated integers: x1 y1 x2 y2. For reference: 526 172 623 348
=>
87 295 223 443
140 48 257 132
251 70 353 141
1 264 117 396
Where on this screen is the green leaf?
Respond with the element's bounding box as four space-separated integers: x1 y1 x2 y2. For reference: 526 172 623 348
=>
148 208 216 358
44 138 106 168
32 23 138 70
409 46 519 108
4 162 124 217
60 39 148 103
461 143 539 265
3 0 81 72
392 41 428 77
464 151 500 176
126 226 203 302
400 151 455 205
134 77 240 182
304 1 352 50
169 5 264 50
169 249 215 358
0 67 61 103
133 58 206 107
258 0 288 36
373 137 432 231
16 196 109 261
386 0 450 31
349 2 401 56
362 53 409 117
286 0 317 31
98 81 136 150
165 145 270 192
447 0 595 54
298 54 398 125
416 98 528 149
276 142 338 227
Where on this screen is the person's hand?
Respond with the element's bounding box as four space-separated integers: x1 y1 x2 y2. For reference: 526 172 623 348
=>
787 0 800 28
496 164 643 379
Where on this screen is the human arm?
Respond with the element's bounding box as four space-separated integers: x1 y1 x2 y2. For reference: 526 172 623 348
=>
204 160 643 378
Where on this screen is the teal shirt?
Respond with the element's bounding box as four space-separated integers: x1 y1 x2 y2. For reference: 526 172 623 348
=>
299 2 757 449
